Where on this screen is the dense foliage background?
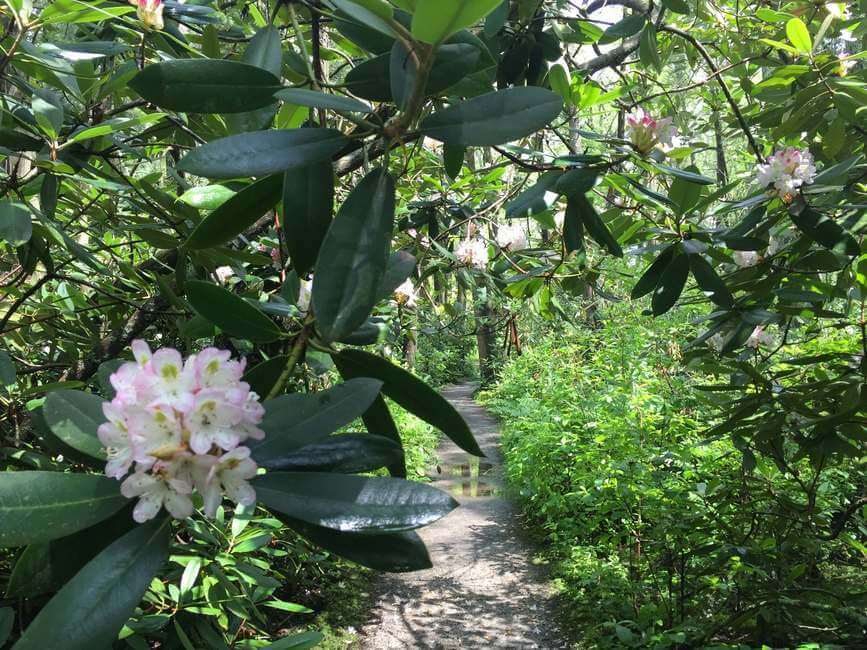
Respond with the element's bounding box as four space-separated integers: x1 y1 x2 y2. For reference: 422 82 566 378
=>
1 0 865 647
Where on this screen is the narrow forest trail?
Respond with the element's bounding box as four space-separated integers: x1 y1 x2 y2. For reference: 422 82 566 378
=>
359 383 567 649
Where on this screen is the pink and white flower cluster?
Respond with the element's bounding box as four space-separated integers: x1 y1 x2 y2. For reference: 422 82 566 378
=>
99 341 264 523
455 238 488 269
129 0 164 31
496 223 529 251
755 147 816 200
626 110 676 154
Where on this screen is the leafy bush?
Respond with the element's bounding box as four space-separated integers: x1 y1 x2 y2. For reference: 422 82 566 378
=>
481 305 866 648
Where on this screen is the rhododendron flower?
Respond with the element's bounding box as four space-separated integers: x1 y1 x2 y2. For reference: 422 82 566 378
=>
133 0 164 30
455 238 488 269
746 326 775 349
496 223 528 251
394 279 418 307
625 110 676 154
215 266 234 284
297 278 312 312
99 341 264 522
732 250 760 268
755 147 815 201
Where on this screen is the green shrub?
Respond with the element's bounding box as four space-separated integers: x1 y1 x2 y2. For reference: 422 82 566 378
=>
480 305 866 649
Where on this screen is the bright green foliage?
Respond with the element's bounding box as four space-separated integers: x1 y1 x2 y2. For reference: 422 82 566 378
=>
481 306 866 648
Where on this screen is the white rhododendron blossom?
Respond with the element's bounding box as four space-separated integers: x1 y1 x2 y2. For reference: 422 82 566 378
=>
297 278 312 312
732 250 760 268
755 147 816 200
215 265 234 284
455 238 488 269
496 223 528 250
131 0 164 30
746 326 775 349
99 341 265 522
625 110 676 154
393 279 418 307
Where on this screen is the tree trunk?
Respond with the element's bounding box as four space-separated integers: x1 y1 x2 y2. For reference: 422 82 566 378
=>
474 279 495 384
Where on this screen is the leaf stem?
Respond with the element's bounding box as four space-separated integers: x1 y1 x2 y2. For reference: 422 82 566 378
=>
265 316 313 400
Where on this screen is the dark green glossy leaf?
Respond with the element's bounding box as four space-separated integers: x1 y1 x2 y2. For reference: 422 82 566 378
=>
444 143 465 179
570 193 623 257
265 631 325 649
254 472 457 532
427 43 482 95
688 254 734 308
14 518 170 650
651 251 689 316
337 319 385 345
0 351 16 386
345 54 392 101
351 393 406 477
0 472 126 547
186 174 283 249
285 519 431 572
789 205 860 256
563 197 584 254
0 201 33 246
248 378 384 462
178 129 348 179
282 162 335 277
258 433 403 473
411 0 504 43
129 60 283 113
631 246 675 299
639 24 662 71
42 389 106 460
312 167 395 343
668 164 706 213
185 280 282 343
603 14 645 39
555 168 598 196
420 87 563 146
275 88 372 113
242 355 290 397
333 349 483 456
506 171 562 218
662 0 690 13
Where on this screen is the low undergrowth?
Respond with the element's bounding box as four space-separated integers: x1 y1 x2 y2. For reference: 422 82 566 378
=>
479 305 866 649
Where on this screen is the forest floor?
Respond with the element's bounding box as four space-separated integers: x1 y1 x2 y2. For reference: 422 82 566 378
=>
358 383 567 649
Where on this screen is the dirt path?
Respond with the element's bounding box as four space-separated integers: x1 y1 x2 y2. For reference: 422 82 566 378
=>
359 383 567 649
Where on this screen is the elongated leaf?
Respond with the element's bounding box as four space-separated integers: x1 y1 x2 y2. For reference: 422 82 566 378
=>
688 254 734 308
789 205 860 256
786 17 812 53
444 143 465 179
242 355 290 397
282 162 334 277
248 378 384 461
631 245 675 299
42 389 106 460
420 87 563 146
411 0 503 43
0 472 126 547
265 631 325 649
259 433 403 473
563 197 584 254
506 171 562 218
668 164 706 213
0 201 32 246
312 167 395 343
0 351 16 386
275 88 372 113
651 251 689 316
178 129 348 179
14 518 170 650
254 472 457 532
178 184 235 210
653 162 715 185
604 14 645 39
186 174 283 249
555 167 597 196
354 393 406 477
285 519 431 572
333 349 483 456
570 193 622 257
662 0 690 13
129 60 283 113
639 24 661 71
344 53 392 101
185 280 282 342
426 43 483 95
